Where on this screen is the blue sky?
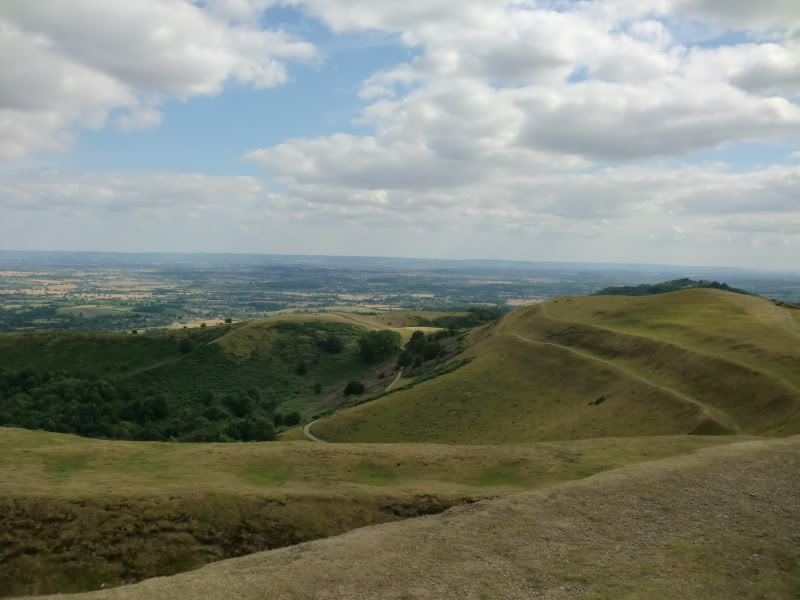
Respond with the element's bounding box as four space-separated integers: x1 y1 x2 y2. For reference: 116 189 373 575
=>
0 1 798 270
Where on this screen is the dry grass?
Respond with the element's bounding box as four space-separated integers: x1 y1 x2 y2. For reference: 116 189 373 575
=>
0 428 748 597
32 436 800 600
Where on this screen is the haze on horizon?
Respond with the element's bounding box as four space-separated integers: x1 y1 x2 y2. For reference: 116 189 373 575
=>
1 1 799 270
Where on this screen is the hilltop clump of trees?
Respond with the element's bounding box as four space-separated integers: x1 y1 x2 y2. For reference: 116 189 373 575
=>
593 278 750 297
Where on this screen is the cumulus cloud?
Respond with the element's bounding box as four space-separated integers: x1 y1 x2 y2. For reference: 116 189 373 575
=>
242 0 800 264
0 0 316 159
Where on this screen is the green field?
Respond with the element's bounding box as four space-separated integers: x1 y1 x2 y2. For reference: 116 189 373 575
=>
313 289 800 443
56 305 134 318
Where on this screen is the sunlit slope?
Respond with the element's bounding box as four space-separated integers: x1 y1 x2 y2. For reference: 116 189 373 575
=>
39 436 800 600
0 428 739 597
314 290 800 443
547 288 800 390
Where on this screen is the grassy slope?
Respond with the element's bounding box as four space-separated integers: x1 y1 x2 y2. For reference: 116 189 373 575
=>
35 436 800 600
314 289 800 443
0 428 743 597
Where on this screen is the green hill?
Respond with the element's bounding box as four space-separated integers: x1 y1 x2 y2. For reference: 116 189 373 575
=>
33 435 800 600
312 289 800 443
0 314 418 444
593 277 749 296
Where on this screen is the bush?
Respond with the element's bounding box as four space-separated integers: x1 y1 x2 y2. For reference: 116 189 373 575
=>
319 335 344 353
283 411 301 427
313 382 322 395
177 338 194 354
358 330 401 363
422 341 442 361
344 381 365 396
296 361 307 375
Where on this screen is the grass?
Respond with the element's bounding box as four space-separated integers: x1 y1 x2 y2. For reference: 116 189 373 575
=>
56 305 134 318
0 427 748 597
313 289 800 443
32 436 800 600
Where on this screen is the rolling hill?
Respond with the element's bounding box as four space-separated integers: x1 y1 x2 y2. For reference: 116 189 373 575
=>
0 427 741 597
312 289 800 443
0 312 431 443
31 435 800 600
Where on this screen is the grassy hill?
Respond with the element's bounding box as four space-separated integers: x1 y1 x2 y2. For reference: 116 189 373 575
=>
313 289 800 443
0 427 742 597
0 313 424 444
32 435 800 600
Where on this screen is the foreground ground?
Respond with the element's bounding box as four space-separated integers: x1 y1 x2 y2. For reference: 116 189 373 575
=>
31 435 800 600
0 428 747 597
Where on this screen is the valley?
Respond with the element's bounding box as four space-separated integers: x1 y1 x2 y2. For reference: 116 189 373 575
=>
2 284 799 599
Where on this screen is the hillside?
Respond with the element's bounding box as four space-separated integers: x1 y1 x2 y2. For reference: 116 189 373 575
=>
313 289 800 443
593 277 749 296
0 427 742 597
33 435 800 600
0 313 427 444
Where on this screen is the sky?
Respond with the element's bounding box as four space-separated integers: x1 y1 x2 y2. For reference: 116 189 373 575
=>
1 0 799 270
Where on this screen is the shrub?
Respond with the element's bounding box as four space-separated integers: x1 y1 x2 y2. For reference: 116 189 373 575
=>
319 335 344 353
313 382 322 395
283 411 301 427
344 381 365 396
296 361 307 376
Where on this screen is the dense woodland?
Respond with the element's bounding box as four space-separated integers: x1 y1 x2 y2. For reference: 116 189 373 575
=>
593 278 750 297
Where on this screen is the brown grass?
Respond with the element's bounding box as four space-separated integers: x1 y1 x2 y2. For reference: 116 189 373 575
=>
0 428 748 597
32 436 800 600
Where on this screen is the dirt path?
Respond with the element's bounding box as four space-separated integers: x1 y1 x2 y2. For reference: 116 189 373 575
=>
772 303 800 338
302 419 327 443
385 368 404 392
506 329 740 433
303 369 405 443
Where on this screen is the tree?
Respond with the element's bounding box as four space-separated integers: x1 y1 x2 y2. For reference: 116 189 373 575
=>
283 411 301 427
319 335 344 353
200 322 207 328
224 317 233 324
358 330 401 363
422 341 442 361
344 381 365 396
397 350 413 368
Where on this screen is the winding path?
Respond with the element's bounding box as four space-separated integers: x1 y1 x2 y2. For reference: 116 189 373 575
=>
303 368 405 442
302 419 327 443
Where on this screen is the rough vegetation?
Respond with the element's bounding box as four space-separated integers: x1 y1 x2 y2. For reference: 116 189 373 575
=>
0 316 410 442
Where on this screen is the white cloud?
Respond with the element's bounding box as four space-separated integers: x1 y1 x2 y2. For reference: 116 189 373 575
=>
0 0 316 159
2 165 798 268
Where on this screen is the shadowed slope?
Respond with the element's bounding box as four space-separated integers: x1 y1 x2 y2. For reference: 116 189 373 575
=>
35 436 800 600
